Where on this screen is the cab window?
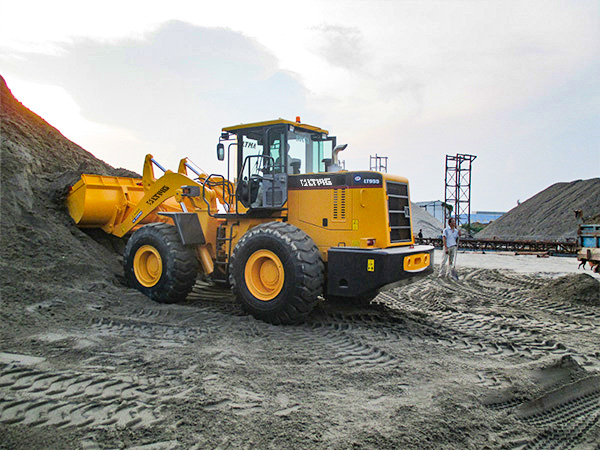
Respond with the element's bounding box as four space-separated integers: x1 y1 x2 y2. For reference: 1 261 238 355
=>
266 128 286 174
287 129 334 174
313 139 333 173
240 131 264 178
287 130 313 174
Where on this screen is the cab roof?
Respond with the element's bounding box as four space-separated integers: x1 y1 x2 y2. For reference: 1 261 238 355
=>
222 118 328 135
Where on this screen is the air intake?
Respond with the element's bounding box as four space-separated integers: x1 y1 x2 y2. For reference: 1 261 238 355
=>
332 188 346 220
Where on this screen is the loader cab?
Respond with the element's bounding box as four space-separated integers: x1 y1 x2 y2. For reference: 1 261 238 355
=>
219 119 336 214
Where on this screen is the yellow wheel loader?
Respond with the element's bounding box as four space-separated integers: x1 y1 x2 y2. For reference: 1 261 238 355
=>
67 118 434 324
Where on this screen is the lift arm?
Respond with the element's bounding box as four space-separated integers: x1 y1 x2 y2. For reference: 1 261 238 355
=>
114 171 205 238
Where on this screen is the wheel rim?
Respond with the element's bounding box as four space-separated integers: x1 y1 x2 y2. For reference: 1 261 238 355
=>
244 250 285 301
134 245 163 287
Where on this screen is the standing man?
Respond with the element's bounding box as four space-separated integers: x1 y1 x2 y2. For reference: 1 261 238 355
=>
438 217 461 278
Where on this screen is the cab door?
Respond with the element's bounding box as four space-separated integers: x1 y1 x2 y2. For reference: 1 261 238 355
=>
236 125 287 211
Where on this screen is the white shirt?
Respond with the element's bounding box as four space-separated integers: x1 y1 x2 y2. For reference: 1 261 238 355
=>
443 226 459 248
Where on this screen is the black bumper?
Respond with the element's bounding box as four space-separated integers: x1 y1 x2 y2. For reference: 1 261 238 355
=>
326 245 434 298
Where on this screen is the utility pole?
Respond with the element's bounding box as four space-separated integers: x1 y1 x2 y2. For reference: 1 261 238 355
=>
444 154 476 232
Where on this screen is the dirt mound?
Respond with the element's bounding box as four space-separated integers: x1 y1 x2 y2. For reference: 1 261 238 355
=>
535 273 600 306
0 74 138 311
411 202 444 238
476 178 600 241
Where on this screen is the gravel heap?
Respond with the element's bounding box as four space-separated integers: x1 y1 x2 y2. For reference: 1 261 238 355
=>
476 178 600 241
411 203 443 238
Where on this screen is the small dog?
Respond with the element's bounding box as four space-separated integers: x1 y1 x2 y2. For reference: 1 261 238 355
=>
579 259 600 273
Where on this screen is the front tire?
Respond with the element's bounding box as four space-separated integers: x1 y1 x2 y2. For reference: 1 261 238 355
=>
124 223 199 303
229 222 324 324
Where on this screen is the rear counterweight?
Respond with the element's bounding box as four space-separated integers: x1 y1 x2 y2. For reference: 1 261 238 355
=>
327 245 434 298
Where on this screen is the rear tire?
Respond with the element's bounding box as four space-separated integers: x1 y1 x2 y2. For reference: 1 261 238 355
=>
229 222 324 324
124 223 199 303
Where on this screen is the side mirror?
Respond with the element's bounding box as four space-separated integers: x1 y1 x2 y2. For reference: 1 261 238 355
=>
217 143 225 161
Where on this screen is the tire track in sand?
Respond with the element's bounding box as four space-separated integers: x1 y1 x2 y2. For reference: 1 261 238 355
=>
277 322 400 370
497 376 600 450
0 363 162 428
378 275 600 370
436 275 600 322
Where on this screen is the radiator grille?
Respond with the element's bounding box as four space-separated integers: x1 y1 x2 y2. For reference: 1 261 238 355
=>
332 188 346 220
387 181 411 242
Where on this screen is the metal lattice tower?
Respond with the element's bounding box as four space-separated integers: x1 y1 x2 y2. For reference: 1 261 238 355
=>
370 154 388 173
444 154 477 229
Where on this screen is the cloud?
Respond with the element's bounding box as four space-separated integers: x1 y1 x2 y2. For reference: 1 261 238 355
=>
0 21 313 172
312 25 369 71
2 2 598 211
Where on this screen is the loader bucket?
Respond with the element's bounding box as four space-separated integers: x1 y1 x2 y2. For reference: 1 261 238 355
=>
67 174 179 234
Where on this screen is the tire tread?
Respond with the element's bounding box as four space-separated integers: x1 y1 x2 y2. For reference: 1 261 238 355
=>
229 222 324 324
123 223 199 303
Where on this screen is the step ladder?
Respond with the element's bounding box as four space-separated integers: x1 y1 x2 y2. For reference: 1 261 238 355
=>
213 223 236 281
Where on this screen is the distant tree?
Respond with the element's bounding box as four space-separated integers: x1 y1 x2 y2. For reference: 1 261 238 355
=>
461 222 488 235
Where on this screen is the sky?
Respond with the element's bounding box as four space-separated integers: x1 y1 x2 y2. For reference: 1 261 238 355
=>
1 0 598 212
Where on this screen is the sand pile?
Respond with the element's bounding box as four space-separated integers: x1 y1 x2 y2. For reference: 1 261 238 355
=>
535 273 600 306
0 75 137 311
411 203 443 238
476 178 600 241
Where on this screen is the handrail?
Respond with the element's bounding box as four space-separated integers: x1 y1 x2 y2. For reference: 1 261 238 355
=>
201 174 234 216
182 158 234 213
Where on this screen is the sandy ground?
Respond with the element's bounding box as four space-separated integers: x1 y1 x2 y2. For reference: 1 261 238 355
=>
445 250 600 278
1 256 599 450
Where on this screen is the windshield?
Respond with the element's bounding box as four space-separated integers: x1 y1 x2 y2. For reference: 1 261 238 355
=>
235 125 335 178
287 130 334 174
